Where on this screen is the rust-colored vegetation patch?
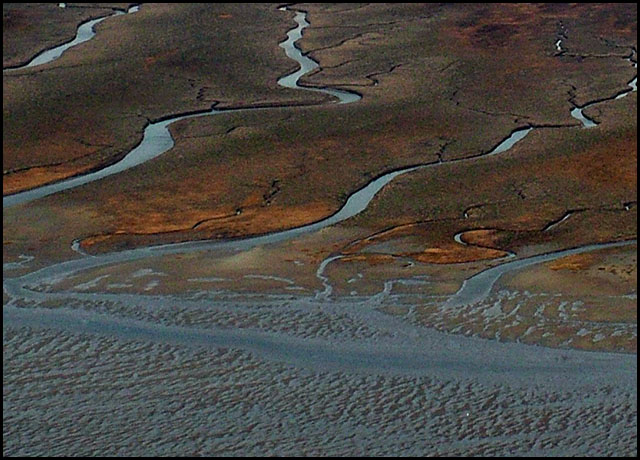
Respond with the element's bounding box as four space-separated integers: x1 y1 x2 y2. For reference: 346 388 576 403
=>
407 245 507 265
548 253 597 272
4 165 91 196
411 228 511 264
342 223 510 265
532 133 636 197
339 253 397 266
78 201 334 253
506 245 637 298
458 229 506 249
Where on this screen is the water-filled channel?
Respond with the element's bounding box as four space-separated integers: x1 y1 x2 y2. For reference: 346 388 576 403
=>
3 5 138 72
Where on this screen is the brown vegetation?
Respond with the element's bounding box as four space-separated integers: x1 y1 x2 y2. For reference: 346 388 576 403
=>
3 4 325 195
2 4 636 353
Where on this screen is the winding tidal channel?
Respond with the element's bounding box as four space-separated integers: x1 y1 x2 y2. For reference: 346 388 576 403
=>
3 3 638 430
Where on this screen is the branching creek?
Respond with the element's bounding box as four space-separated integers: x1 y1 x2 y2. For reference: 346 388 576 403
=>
3 6 638 386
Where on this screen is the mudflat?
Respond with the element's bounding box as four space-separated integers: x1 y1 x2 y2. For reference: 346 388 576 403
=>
3 3 637 456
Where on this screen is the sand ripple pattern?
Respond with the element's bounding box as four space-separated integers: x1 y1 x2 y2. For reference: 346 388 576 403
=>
4 327 637 456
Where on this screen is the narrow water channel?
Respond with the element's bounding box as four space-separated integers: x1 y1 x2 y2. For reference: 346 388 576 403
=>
570 55 637 128
3 5 138 72
444 239 636 308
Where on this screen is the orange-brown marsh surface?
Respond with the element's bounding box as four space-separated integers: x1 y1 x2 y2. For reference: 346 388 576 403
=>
3 3 637 354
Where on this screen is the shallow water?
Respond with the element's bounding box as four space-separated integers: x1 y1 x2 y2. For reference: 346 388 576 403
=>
570 106 598 128
3 298 636 389
444 239 636 309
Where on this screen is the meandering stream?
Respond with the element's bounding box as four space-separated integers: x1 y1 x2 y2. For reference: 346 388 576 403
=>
2 5 138 72
570 55 637 128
